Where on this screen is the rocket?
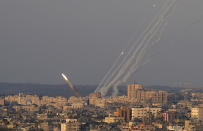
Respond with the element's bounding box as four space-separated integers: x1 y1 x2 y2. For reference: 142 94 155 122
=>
61 73 80 97
61 73 69 81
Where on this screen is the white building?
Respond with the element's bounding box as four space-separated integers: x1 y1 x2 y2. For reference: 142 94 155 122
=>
132 107 161 120
104 115 123 123
167 125 184 131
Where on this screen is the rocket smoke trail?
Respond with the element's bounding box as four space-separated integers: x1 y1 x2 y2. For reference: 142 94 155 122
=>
96 0 177 96
115 0 177 95
96 7 164 94
112 0 177 96
96 6 163 92
95 28 143 93
97 16 162 95
100 7 166 94
98 2 159 95
111 23 161 96
95 51 124 92
61 73 80 97
102 17 163 95
122 19 165 83
97 0 172 94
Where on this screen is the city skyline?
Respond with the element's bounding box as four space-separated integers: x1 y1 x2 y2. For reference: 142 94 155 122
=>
0 83 203 130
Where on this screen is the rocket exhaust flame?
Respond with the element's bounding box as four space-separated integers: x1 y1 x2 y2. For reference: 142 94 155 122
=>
61 73 80 97
61 73 68 81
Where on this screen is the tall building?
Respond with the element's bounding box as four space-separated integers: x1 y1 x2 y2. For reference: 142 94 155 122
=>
127 84 143 99
127 84 168 105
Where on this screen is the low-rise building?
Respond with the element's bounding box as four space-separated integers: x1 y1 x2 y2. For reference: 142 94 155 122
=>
0 99 5 106
104 115 123 123
61 119 81 131
114 106 131 121
191 106 203 121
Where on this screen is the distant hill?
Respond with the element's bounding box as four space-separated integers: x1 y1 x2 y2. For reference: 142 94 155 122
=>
0 83 202 97
0 83 96 97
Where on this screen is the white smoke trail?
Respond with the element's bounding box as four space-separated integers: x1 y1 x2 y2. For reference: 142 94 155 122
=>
97 0 177 96
122 19 165 83
98 14 164 94
103 16 164 94
95 51 124 92
112 81 121 96
112 57 152 96
97 0 171 93
98 1 167 96
111 19 164 95
123 0 176 82
95 29 142 93
112 0 177 95
152 21 168 46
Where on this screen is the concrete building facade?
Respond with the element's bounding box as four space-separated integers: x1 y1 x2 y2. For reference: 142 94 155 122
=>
132 107 161 120
191 107 203 121
127 84 168 105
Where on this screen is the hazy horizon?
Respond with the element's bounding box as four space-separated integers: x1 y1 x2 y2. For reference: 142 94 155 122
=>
1 0 203 87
